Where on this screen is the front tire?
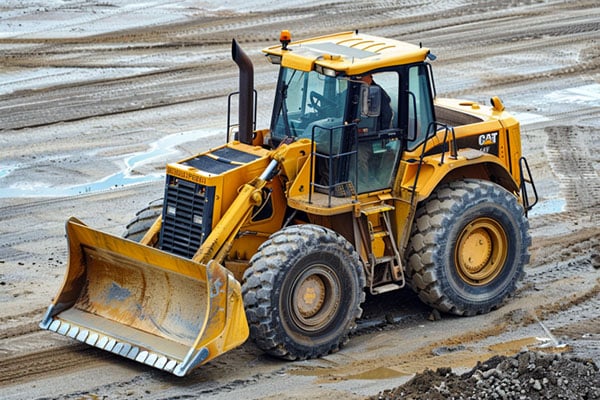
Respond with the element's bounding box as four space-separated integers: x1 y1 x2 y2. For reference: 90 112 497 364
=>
407 179 530 316
242 224 366 360
122 198 163 241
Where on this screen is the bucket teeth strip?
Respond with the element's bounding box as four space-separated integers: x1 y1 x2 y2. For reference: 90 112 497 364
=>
119 343 131 357
105 338 116 352
96 336 108 348
145 354 158 366
43 319 183 374
49 320 61 332
155 357 168 369
126 347 139 360
76 329 89 342
67 326 79 338
57 322 70 335
86 333 99 346
136 351 149 364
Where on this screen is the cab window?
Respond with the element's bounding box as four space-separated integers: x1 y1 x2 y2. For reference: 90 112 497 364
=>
407 64 434 149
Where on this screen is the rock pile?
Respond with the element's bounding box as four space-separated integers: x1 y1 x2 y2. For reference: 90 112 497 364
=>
371 351 600 400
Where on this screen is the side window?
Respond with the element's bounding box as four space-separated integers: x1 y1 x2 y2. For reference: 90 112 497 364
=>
408 65 434 148
287 71 314 115
371 72 399 130
353 72 401 193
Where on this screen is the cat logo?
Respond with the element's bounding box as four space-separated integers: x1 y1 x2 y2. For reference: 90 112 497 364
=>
478 132 498 146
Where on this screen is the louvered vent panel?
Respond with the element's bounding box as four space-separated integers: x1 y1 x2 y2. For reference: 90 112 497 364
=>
159 176 214 259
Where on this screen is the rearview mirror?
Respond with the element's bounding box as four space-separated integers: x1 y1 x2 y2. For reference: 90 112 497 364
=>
361 84 381 118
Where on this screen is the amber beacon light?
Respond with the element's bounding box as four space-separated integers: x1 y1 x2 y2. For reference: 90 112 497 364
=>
280 30 291 50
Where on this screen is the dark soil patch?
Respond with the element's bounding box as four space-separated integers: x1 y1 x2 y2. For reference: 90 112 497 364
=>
370 351 600 400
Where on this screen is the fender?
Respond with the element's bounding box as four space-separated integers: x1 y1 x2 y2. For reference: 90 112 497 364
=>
399 149 520 204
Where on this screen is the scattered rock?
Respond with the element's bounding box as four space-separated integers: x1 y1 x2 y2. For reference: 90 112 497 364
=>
370 351 600 400
591 254 600 269
428 309 441 321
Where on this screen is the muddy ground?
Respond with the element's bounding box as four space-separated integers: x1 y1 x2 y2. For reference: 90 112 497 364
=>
0 1 599 399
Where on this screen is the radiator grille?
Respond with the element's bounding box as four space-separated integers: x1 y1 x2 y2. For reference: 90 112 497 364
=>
159 176 215 259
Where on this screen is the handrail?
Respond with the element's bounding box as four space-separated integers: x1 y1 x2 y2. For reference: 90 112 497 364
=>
410 121 456 205
308 123 359 207
436 122 458 164
519 156 538 216
226 90 258 143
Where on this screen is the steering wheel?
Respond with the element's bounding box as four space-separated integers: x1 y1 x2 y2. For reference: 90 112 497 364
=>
309 91 337 115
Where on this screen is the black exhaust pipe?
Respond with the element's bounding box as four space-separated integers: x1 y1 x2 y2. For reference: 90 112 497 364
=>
231 39 254 145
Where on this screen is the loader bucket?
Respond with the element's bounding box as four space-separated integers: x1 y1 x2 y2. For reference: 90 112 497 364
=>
40 217 248 376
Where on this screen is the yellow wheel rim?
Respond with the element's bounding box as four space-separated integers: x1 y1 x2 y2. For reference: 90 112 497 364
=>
296 275 326 319
291 265 340 332
455 218 507 285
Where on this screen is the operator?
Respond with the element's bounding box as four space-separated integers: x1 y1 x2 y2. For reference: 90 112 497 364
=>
360 74 393 131
356 74 394 192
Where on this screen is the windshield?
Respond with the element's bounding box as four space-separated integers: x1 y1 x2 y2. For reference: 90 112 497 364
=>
270 68 348 141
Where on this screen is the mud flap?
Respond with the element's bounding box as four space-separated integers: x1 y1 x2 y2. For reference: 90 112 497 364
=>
40 217 249 376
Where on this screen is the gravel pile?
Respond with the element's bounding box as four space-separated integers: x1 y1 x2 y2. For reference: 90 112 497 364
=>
371 351 600 400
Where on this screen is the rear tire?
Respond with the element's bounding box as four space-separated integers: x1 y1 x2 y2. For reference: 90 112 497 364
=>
122 198 163 242
242 224 365 360
407 179 530 316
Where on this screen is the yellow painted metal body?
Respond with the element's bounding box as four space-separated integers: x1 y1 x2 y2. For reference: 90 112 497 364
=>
263 31 430 76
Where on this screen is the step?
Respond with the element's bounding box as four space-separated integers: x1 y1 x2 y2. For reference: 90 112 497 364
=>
371 283 403 295
361 203 395 216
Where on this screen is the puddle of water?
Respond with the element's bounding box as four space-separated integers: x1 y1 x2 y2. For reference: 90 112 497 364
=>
125 129 217 170
545 83 600 105
345 366 408 380
0 169 163 198
488 336 570 354
512 83 600 126
512 111 550 126
0 129 220 198
0 165 14 179
528 198 566 217
488 336 540 353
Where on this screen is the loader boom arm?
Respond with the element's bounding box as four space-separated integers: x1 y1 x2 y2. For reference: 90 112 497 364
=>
193 159 278 265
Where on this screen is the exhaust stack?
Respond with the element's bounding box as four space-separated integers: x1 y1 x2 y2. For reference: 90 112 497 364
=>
232 39 254 145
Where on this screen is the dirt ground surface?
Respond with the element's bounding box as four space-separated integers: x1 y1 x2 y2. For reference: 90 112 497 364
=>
1 1 599 399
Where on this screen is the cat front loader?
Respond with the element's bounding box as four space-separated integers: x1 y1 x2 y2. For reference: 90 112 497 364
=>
41 31 537 376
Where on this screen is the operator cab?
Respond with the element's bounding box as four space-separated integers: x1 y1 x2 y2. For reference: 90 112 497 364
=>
264 31 435 195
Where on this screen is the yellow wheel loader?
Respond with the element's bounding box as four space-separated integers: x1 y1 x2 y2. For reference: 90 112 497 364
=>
40 30 537 376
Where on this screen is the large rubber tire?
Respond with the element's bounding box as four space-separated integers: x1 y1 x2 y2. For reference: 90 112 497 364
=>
407 179 530 316
122 198 163 242
242 224 366 360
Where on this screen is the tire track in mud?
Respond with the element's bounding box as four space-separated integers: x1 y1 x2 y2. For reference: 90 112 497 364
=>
425 10 600 96
0 66 234 131
528 226 600 269
0 343 113 387
0 313 128 388
544 126 600 215
1 1 596 132
0 310 43 340
0 312 100 386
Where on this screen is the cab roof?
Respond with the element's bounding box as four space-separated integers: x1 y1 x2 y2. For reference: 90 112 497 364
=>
263 31 430 76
